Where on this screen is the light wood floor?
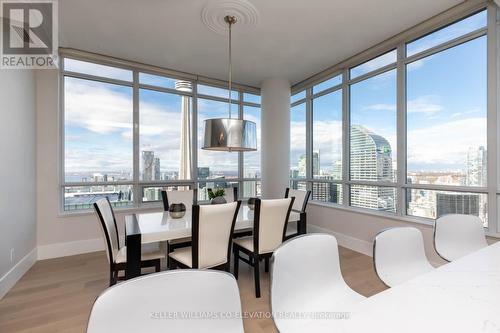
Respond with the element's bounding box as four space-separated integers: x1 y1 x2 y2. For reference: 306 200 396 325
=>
0 247 387 333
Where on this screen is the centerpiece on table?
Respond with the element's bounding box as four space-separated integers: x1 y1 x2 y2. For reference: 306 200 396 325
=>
209 189 226 204
169 203 186 218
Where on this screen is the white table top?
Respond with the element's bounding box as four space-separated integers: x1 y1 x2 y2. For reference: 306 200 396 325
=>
342 241 500 333
125 205 300 244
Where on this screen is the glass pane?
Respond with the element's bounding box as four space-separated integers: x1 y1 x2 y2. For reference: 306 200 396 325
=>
407 10 487 57
350 50 396 79
243 106 261 179
142 185 192 203
407 189 487 227
243 93 261 104
139 73 179 90
350 69 397 182
197 84 239 100
198 181 239 201
64 185 133 211
312 182 342 204
291 90 306 103
64 58 132 81
313 90 342 180
313 75 342 94
243 181 261 198
290 103 307 178
406 37 486 186
140 89 192 181
290 180 308 191
197 98 239 180
64 77 133 182
350 185 396 212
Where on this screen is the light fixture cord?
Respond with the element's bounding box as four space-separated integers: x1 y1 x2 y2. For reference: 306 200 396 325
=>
228 18 232 119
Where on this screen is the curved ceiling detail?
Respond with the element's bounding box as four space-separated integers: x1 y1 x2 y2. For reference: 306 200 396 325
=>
201 0 259 35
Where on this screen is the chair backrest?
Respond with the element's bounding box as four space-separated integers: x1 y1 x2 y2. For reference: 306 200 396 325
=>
271 234 352 316
254 198 294 254
284 188 311 212
434 214 487 261
373 227 432 287
86 270 244 333
207 187 238 202
93 198 120 264
161 189 195 212
192 201 241 269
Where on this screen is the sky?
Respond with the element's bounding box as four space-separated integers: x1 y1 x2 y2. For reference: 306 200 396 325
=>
65 10 486 182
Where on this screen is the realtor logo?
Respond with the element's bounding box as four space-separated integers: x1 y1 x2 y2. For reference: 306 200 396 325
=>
1 0 58 68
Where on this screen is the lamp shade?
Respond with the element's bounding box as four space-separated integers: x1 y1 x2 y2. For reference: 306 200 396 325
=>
202 118 257 152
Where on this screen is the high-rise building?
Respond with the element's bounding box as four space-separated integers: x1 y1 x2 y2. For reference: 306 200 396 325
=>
298 151 320 177
311 181 340 203
466 146 487 187
153 157 161 180
198 167 210 179
350 125 394 211
142 151 155 181
436 192 479 217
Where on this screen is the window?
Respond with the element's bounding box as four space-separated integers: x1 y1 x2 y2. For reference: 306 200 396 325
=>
139 89 192 182
62 58 260 211
350 50 397 79
290 103 307 179
289 7 492 230
407 189 487 226
350 69 397 183
64 77 133 182
406 36 487 186
291 90 306 103
406 10 487 57
313 75 342 94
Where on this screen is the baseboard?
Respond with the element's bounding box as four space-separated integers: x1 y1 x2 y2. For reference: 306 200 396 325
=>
37 238 104 260
0 248 37 300
308 224 373 257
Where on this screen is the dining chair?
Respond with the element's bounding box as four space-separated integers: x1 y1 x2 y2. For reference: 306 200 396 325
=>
86 270 244 333
233 197 294 298
161 188 197 211
208 186 238 202
434 214 488 262
373 227 434 287
271 234 365 332
93 198 164 286
168 201 241 271
284 187 311 239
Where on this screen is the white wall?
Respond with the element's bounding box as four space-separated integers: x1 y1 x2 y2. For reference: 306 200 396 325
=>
35 70 161 258
0 69 37 298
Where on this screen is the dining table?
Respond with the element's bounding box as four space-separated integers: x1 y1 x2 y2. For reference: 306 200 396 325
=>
124 204 303 279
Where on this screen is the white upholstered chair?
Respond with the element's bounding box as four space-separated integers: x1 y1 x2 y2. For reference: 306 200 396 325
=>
284 188 311 239
271 234 365 332
373 227 434 287
93 198 164 286
86 270 244 333
434 214 488 261
233 198 294 298
168 201 241 271
161 189 196 212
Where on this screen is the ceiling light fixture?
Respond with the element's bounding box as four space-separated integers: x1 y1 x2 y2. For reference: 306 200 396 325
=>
202 15 257 152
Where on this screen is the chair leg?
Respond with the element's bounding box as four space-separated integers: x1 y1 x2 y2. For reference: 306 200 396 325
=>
265 257 269 273
155 259 161 272
233 247 239 279
254 254 261 298
109 266 115 286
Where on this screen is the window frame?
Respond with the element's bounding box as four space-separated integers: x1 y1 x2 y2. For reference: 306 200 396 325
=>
289 4 498 234
59 55 261 213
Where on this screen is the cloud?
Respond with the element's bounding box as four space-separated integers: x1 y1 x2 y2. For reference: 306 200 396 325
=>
407 95 442 114
363 103 396 112
407 117 486 167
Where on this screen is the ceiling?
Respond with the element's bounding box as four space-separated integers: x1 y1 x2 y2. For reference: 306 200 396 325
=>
59 0 463 87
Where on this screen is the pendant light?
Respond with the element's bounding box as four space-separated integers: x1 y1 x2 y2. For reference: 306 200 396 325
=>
202 15 257 152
